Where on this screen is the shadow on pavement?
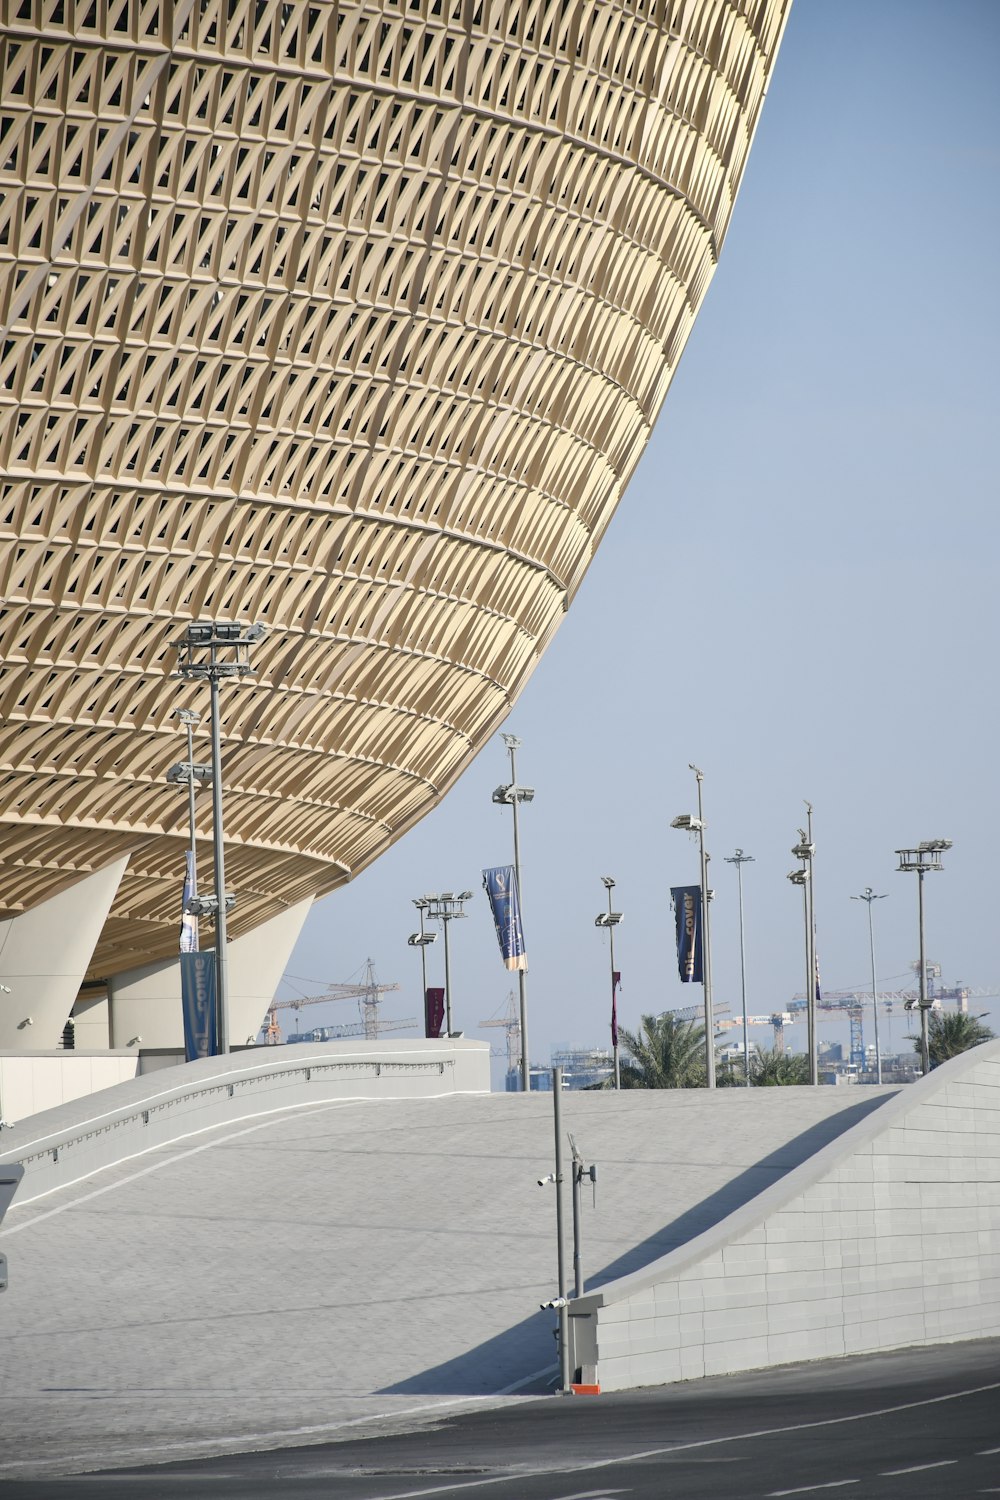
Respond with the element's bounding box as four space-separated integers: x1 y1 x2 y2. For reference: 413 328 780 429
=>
381 1091 893 1397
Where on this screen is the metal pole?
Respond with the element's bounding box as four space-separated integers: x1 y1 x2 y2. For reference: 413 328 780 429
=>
692 768 714 1088
442 915 453 1037
801 875 811 1080
867 895 882 1085
736 859 749 1086
208 671 229 1056
571 1151 583 1299
917 870 929 1074
805 803 817 1086
552 1066 570 1391
184 719 199 907
418 906 428 1006
508 740 530 1094
608 884 620 1090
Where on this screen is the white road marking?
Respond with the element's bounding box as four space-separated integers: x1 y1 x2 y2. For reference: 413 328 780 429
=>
880 1460 958 1475
769 1483 858 1496
979 1448 1000 1455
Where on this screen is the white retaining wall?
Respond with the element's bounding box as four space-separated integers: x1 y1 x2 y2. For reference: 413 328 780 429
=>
0 1037 490 1203
568 1039 1000 1390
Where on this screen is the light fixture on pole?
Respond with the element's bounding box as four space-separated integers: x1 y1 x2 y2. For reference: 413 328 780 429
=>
670 764 714 1088
896 840 952 1076
851 888 887 1084
421 891 473 1036
787 824 817 1085
492 733 533 1092
173 619 266 1055
594 876 623 1089
408 898 437 1030
723 848 754 1086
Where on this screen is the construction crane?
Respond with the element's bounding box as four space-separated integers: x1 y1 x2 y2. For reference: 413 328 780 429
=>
789 979 1000 1067
263 958 401 1044
715 1014 795 1051
306 1017 417 1042
666 1002 730 1023
479 990 520 1081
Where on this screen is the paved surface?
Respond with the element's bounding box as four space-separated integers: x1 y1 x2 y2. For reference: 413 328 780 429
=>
0 1084 897 1479
3 1337 999 1498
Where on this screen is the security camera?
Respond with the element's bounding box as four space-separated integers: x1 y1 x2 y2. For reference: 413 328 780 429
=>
537 1173 555 1187
540 1297 568 1310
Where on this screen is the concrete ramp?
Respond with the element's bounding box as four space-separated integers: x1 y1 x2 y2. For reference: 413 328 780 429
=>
569 1040 1000 1391
0 1072 896 1479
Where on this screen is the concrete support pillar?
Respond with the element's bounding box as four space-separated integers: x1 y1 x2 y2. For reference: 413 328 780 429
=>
0 858 130 1050
108 896 314 1052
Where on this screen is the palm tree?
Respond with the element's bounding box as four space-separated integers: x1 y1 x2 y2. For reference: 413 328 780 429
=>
617 1012 707 1089
748 1045 810 1086
913 1010 994 1068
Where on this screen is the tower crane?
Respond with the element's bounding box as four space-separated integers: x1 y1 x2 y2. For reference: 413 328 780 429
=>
479 990 520 1082
264 958 401 1044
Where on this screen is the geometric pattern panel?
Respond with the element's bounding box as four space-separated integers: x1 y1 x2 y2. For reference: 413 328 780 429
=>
0 0 792 977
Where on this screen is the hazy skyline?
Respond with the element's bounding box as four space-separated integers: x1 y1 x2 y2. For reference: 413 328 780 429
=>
280 0 1000 1078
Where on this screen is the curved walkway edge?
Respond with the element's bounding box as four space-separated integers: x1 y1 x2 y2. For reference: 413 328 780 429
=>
0 1038 490 1204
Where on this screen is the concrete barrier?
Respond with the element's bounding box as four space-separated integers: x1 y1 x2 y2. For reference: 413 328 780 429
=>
0 1038 490 1203
568 1038 1000 1390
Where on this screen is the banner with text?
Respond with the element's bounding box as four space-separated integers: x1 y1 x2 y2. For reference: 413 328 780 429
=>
482 865 527 971
425 986 445 1039
180 949 217 1060
670 885 703 984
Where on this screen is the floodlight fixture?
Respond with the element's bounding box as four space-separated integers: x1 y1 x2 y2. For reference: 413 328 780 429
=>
670 813 704 831
422 890 474 1035
787 868 809 886
594 912 623 927
407 931 437 948
185 892 236 917
601 875 615 890
166 761 213 787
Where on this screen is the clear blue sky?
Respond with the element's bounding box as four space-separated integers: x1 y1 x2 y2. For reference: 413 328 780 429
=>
281 0 1000 1076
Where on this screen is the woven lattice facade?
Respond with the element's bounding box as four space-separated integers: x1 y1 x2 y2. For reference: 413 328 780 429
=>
0 0 790 980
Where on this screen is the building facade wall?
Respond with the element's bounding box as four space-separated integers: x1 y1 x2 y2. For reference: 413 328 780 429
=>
0 1 792 982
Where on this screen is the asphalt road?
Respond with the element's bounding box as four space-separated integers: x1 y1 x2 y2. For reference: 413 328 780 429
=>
4 1338 1000 1500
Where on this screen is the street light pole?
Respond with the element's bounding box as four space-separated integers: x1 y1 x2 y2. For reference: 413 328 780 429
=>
594 877 623 1088
670 765 714 1088
852 888 887 1083
173 619 265 1055
492 734 533 1092
896 841 951 1077
408 899 437 1033
422 892 473 1036
724 849 754 1086
788 818 817 1085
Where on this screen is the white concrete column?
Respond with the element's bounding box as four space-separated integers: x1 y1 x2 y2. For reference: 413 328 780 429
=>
0 857 130 1050
108 896 315 1052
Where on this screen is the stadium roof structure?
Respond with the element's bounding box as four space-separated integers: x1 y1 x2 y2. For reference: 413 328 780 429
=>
0 1 791 1003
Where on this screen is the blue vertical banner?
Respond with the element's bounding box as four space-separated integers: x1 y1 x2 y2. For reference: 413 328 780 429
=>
179 851 199 954
670 885 703 983
482 865 527 971
180 949 217 1060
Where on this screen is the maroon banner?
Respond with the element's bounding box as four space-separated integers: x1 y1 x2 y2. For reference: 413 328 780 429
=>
425 986 445 1039
611 970 621 1049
